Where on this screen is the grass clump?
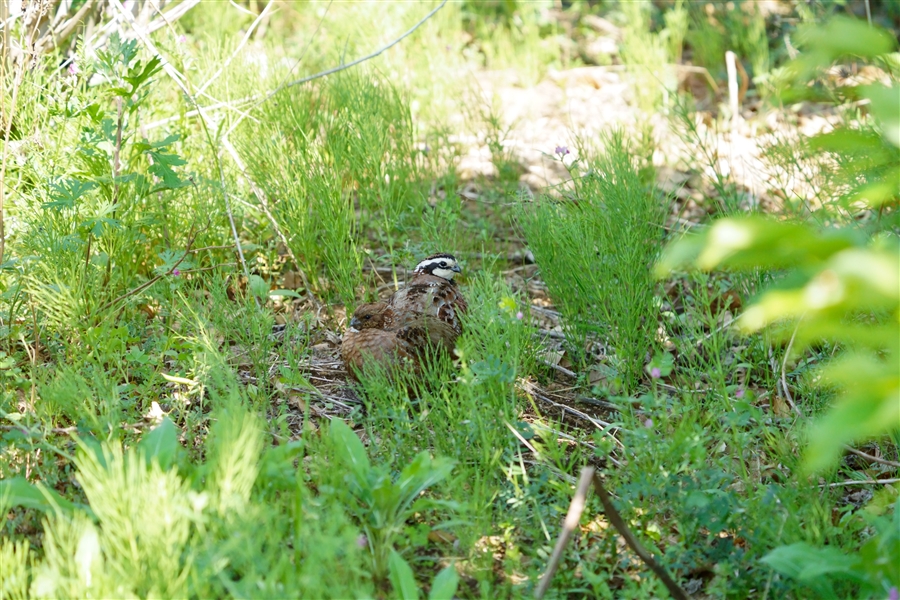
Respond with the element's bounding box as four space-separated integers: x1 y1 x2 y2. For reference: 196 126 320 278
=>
237 70 423 305
519 132 668 391
2 3 898 598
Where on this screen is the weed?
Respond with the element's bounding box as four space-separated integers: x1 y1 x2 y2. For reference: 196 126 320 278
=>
519 132 668 391
1 4 897 599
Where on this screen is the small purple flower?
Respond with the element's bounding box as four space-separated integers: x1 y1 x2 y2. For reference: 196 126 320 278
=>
650 367 661 379
735 387 745 399
67 62 77 75
555 145 570 156
889 587 898 600
643 418 653 428
356 534 368 549
172 269 181 276
516 311 524 320
178 35 187 44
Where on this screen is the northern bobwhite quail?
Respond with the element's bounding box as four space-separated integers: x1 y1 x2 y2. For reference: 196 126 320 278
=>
341 302 458 380
385 253 468 335
340 253 467 380
340 316 417 380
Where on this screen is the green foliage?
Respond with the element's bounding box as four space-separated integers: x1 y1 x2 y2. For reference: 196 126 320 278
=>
461 0 567 83
428 565 461 600
6 31 200 339
519 133 667 390
237 72 422 305
618 1 682 111
659 216 898 470
328 418 456 579
787 17 897 85
762 502 900 599
3 5 898 599
658 15 900 473
0 477 87 516
782 17 900 210
655 14 899 597
685 2 770 81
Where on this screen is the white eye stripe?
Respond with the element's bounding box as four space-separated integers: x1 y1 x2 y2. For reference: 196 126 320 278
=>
416 258 457 270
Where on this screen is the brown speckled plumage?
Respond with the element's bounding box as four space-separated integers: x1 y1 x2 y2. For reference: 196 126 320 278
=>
340 253 467 380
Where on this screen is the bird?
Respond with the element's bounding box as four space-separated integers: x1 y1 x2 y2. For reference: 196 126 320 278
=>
340 303 459 380
340 252 467 380
340 304 419 380
383 253 468 336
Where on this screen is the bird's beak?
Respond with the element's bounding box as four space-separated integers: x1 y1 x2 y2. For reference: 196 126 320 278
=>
452 264 462 273
349 317 361 329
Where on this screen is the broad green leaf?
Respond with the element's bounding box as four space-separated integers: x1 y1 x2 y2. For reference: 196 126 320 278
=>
847 166 900 208
790 18 897 83
396 453 455 513
762 542 866 599
862 83 900 147
739 246 899 332
809 129 892 169
258 440 305 489
124 56 163 93
801 17 897 59
389 549 419 600
428 566 459 600
43 178 97 211
805 352 900 472
329 419 371 485
858 504 900 587
137 416 178 470
0 477 85 515
655 217 859 275
248 275 270 300
370 473 398 525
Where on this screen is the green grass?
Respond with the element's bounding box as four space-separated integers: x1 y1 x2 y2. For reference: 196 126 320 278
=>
1 3 898 599
518 131 667 392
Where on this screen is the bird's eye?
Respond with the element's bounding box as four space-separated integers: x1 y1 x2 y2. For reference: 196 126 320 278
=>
363 315 371 320
439 261 447 267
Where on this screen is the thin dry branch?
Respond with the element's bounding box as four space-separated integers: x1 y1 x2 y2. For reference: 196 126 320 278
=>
591 471 690 600
534 467 595 599
779 321 803 418
842 446 900 469
145 0 201 34
825 478 900 488
196 0 275 96
0 21 28 265
147 0 447 134
270 0 448 95
43 0 97 53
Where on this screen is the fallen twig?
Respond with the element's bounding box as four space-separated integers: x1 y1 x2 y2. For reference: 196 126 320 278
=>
539 357 577 379
842 446 900 469
590 471 690 600
522 381 617 432
534 467 595 599
825 478 900 488
777 320 803 418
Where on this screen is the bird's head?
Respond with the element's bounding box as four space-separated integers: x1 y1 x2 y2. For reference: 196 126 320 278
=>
349 302 388 330
413 253 462 281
